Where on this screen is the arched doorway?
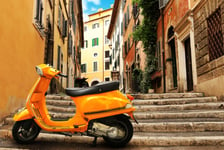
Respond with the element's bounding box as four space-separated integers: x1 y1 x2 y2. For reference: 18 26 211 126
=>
91 80 99 86
167 26 177 89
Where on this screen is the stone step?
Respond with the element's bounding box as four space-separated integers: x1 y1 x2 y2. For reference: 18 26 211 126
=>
46 95 71 100
1 129 224 147
46 105 76 113
134 131 224 137
132 93 204 99
46 102 224 115
4 116 224 127
46 99 75 107
134 110 224 119
133 96 218 105
133 122 224 132
135 118 224 123
47 110 224 120
2 121 224 134
46 93 204 100
45 100 222 117
45 97 219 113
134 102 224 112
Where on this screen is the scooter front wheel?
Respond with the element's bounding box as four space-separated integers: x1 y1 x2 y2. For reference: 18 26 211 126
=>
12 119 40 144
102 115 133 147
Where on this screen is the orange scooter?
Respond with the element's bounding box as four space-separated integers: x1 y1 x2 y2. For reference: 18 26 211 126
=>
12 64 137 147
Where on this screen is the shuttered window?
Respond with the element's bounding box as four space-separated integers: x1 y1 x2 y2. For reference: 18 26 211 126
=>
92 38 99 46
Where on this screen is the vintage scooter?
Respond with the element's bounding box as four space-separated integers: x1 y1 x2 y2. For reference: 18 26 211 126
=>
12 64 137 147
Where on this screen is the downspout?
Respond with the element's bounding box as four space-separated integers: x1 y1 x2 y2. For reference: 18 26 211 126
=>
102 18 105 81
52 0 55 66
161 8 166 93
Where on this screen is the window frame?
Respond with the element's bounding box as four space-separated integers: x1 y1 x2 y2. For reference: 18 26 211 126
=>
81 64 87 73
92 38 99 47
93 61 98 72
92 23 100 29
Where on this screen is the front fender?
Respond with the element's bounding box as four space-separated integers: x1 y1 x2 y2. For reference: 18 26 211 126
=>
13 107 33 121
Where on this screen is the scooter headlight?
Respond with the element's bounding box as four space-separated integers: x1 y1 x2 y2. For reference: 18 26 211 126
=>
125 103 133 109
36 66 43 76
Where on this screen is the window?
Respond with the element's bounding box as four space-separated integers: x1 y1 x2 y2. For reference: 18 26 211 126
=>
207 7 223 61
156 41 161 70
57 46 61 70
105 51 110 58
58 3 67 37
92 23 99 29
68 33 72 55
84 26 87 32
105 20 110 26
81 64 87 73
121 22 123 35
105 62 110 70
124 41 128 55
34 0 43 27
93 62 98 72
93 53 98 57
92 38 99 46
84 40 88 48
58 4 62 30
105 36 110 44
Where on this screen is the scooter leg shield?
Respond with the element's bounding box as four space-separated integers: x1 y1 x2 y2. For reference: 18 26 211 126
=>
13 108 33 121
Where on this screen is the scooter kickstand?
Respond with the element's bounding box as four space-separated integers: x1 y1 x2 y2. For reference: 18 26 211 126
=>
92 137 97 147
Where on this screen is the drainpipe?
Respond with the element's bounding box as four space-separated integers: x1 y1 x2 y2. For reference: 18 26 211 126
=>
161 8 166 93
102 18 105 81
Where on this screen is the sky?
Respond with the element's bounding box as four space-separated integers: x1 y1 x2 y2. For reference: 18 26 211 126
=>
82 0 115 22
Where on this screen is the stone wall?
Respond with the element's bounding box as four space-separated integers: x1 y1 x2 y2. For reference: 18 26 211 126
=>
193 0 224 98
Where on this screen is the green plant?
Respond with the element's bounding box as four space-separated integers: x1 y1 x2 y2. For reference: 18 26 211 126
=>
132 0 160 93
132 68 143 92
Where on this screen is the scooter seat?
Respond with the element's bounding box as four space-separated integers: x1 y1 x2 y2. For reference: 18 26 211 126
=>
65 81 119 97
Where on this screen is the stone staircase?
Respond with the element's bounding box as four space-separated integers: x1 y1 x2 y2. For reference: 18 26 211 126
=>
1 93 224 147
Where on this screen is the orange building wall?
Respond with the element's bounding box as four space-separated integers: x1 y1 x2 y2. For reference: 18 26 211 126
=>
0 0 45 120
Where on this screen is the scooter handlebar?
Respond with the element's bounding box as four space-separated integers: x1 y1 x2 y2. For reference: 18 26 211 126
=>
58 73 68 78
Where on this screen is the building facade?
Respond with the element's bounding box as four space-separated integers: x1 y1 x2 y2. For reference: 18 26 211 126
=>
107 0 125 91
0 0 46 121
0 0 83 121
155 0 196 93
81 8 112 86
192 0 224 99
123 0 137 93
155 0 224 99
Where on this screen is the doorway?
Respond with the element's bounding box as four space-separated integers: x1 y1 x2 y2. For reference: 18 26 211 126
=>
168 26 177 88
184 38 193 91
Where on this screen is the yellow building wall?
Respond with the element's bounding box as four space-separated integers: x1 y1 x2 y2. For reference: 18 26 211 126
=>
81 9 112 86
53 0 69 88
0 0 45 120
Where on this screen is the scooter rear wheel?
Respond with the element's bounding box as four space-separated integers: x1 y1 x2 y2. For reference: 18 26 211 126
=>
12 119 40 144
102 115 133 147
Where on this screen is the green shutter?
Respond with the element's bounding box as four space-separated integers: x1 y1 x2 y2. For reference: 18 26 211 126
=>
121 22 123 35
124 13 127 28
96 38 99 45
92 39 94 46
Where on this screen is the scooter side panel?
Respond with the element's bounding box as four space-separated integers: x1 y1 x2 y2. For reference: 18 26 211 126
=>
78 91 127 113
13 108 33 121
73 90 135 120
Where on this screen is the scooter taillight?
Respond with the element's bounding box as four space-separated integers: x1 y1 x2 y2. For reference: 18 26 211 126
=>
126 94 134 101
